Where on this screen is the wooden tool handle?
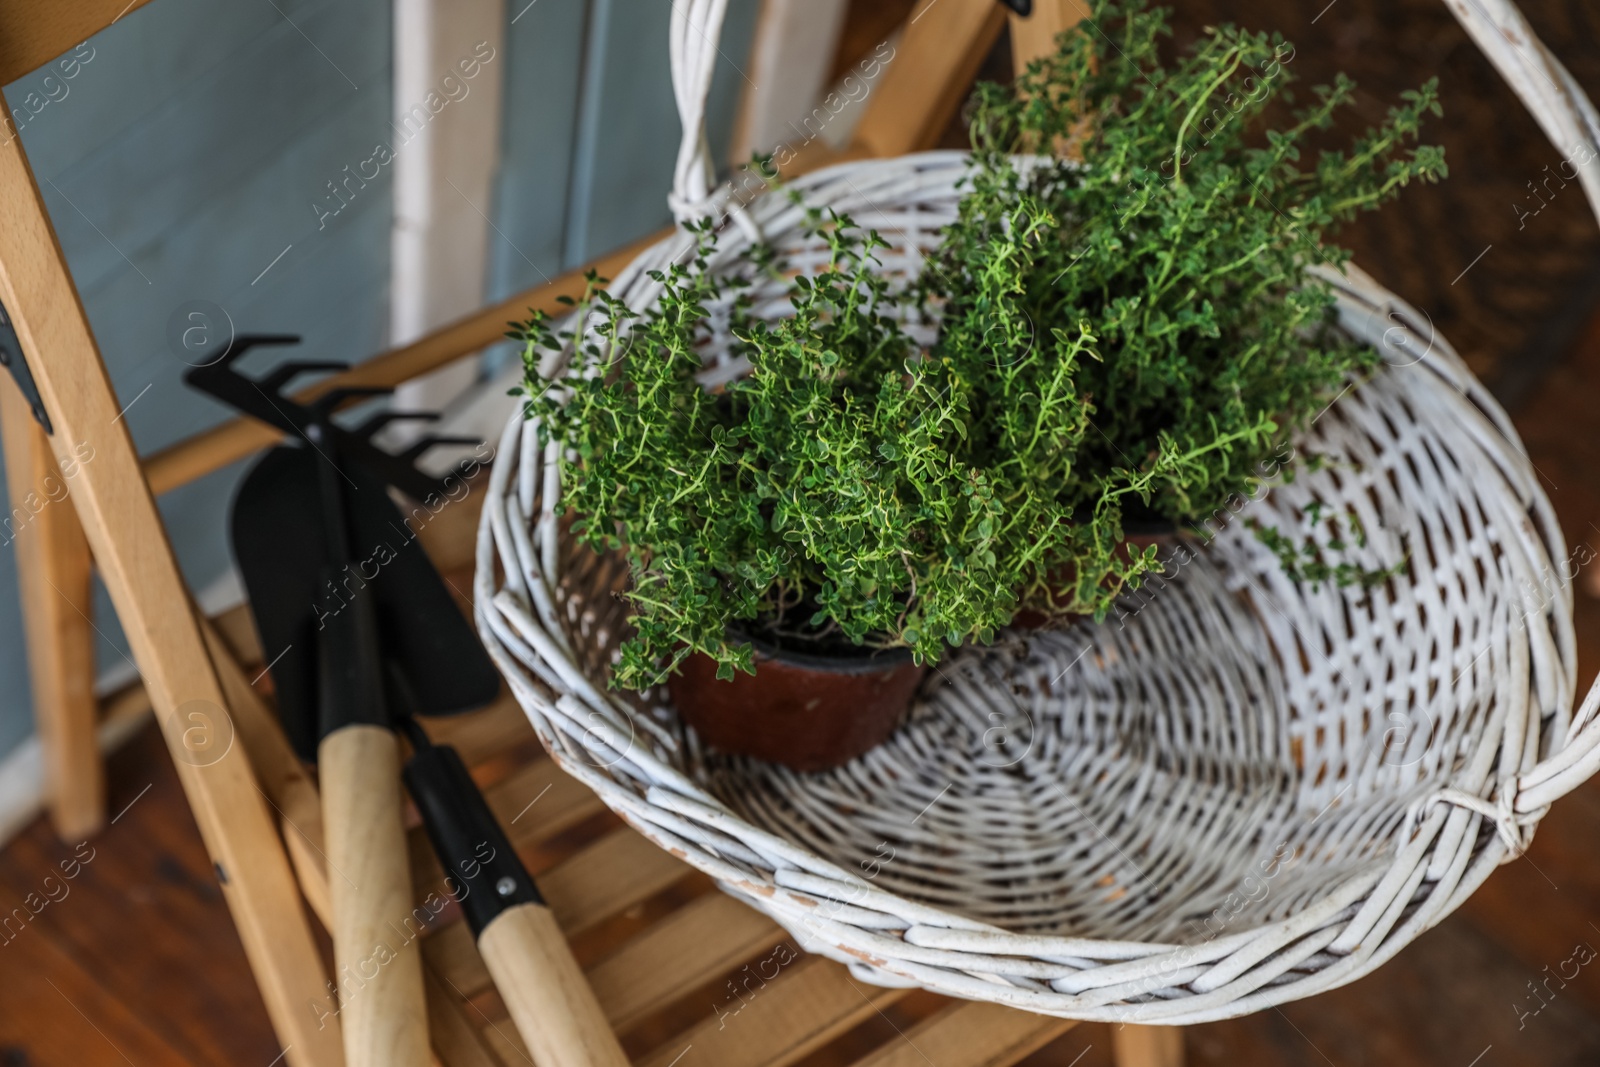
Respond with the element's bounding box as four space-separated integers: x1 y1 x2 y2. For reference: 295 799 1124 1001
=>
321 724 430 1067
478 902 630 1067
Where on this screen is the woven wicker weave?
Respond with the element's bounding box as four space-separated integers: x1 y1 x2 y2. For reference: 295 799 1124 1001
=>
475 0 1600 1023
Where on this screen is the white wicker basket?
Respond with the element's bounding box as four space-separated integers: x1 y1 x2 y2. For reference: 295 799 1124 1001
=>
475 0 1600 1024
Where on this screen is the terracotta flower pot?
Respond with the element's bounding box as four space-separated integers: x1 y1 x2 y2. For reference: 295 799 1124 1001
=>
667 639 926 772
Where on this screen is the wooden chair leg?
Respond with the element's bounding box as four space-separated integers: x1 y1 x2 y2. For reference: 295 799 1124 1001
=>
848 0 1009 159
198 614 333 925
0 89 344 1067
1009 0 1084 71
0 386 103 840
1113 1025 1185 1067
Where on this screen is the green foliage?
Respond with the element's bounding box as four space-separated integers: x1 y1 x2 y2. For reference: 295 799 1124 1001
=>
522 214 1088 685
929 0 1446 578
520 0 1444 689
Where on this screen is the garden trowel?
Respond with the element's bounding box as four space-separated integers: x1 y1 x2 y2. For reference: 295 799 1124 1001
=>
188 336 498 1067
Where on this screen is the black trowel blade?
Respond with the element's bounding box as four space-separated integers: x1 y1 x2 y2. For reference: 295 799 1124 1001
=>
231 446 501 759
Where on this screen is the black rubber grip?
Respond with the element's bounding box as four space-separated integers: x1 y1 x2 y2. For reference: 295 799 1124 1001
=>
403 742 543 936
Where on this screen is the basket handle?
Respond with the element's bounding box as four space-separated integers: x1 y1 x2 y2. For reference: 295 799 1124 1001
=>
1440 0 1600 816
668 0 732 224
1444 0 1600 222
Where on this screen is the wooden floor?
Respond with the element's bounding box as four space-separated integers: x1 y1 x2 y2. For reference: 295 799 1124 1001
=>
7 319 1600 1065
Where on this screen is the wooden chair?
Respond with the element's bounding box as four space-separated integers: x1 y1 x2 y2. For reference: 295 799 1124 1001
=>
0 1 1181 1064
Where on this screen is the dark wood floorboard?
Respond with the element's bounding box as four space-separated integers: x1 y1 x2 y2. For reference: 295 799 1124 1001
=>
0 728 283 1067
1 920 193 1067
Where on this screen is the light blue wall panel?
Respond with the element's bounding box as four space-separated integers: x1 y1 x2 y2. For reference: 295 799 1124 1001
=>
481 0 759 380
486 0 589 301
561 0 762 266
9 4 286 177
0 0 765 765
0 0 394 761
41 5 387 302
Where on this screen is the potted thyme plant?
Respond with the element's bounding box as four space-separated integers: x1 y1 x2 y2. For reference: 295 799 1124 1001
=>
517 0 1444 771
925 0 1445 619
520 217 1080 769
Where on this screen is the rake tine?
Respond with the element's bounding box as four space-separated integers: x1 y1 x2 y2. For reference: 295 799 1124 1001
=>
353 410 442 440
184 335 310 436
184 336 478 504
399 435 483 465
256 360 351 397
192 333 302 371
306 386 395 419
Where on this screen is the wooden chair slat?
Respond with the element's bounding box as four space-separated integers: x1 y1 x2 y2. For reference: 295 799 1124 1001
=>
486 756 610 836
847 1000 1076 1067
541 826 696 936
588 890 786 1032
421 694 535 768
480 1020 532 1067
423 923 487 999
210 599 265 667
425 965 508 1067
0 388 101 838
1112 1025 1184 1067
199 615 334 927
427 868 782 1041
636 956 908 1067
850 0 1006 158
1008 0 1084 72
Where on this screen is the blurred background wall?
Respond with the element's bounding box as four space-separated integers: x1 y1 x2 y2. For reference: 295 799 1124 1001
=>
0 0 760 772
